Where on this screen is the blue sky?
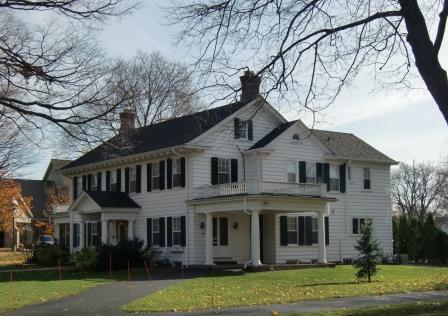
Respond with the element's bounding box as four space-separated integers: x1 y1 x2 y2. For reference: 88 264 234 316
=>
22 2 447 179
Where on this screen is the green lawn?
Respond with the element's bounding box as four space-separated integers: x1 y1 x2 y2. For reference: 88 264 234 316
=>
0 269 124 313
287 299 448 316
122 265 448 313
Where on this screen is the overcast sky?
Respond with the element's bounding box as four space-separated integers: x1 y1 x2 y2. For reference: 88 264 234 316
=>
23 1 448 179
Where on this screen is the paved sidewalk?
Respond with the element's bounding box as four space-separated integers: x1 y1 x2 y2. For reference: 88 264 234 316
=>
5 278 448 316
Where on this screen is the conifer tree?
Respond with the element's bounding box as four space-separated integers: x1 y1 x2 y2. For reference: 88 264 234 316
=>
353 221 383 283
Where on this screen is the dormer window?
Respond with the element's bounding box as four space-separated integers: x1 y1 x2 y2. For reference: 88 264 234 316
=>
234 118 253 140
292 133 300 142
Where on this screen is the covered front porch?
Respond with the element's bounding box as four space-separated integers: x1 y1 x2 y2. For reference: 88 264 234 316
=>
189 192 335 267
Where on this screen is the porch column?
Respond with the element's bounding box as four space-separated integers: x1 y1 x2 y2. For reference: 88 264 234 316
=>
79 220 85 249
55 224 60 245
317 211 327 263
128 220 134 240
69 221 74 254
101 220 108 244
250 210 262 266
205 213 214 265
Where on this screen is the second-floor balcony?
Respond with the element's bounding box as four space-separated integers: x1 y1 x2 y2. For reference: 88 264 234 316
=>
193 181 327 200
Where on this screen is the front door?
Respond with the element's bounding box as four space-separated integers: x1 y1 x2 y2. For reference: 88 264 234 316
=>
117 221 128 242
213 217 230 261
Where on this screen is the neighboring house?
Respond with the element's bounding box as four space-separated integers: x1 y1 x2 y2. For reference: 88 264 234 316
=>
55 70 397 266
0 194 33 249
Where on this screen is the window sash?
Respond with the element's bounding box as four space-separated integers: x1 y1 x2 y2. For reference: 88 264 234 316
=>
306 164 316 183
312 218 318 244
287 161 297 183
110 170 117 191
129 167 137 192
172 159 182 187
217 158 230 184
287 217 298 244
152 220 160 245
239 121 247 139
329 165 340 191
91 175 98 191
152 164 160 190
363 168 371 189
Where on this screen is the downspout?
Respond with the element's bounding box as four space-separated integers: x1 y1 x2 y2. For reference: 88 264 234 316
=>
236 145 246 181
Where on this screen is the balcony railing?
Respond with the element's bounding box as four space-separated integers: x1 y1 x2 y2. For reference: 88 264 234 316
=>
193 181 325 199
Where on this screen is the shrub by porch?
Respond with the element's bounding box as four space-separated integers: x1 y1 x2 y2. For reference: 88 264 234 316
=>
122 265 448 312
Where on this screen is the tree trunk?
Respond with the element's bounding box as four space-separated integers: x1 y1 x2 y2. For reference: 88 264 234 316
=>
399 0 448 125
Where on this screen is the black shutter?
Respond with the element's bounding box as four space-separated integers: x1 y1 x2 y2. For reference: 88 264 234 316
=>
305 216 313 246
298 216 305 246
219 218 228 246
159 217 165 247
97 222 102 247
159 160 165 190
106 171 111 192
73 224 78 248
353 218 359 235
316 163 323 183
231 159 238 183
87 174 92 191
180 157 186 188
248 120 253 140
136 165 141 193
125 167 130 193
211 157 218 185
87 223 92 247
325 217 329 245
167 217 172 247
97 172 102 191
73 176 78 200
180 216 186 247
280 216 288 246
323 163 330 191
234 117 241 139
299 161 306 183
167 158 173 189
339 164 346 193
146 218 152 246
82 175 87 191
117 169 122 192
147 163 152 192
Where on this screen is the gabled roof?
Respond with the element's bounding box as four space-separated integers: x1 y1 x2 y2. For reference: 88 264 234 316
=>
62 101 249 170
250 121 396 164
43 159 72 180
15 179 55 220
84 191 140 208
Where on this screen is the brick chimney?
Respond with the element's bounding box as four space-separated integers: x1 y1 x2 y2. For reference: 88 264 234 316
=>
240 69 261 102
119 108 135 131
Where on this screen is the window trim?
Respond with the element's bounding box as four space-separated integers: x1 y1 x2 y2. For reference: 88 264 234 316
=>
363 167 371 190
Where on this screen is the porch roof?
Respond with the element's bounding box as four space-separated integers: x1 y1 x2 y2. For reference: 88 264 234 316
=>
85 191 140 208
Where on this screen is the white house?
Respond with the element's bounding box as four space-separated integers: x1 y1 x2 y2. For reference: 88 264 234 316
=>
53 71 397 267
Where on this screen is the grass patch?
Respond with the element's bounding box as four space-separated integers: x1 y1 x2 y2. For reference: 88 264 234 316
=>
122 265 448 313
286 299 448 315
0 269 140 313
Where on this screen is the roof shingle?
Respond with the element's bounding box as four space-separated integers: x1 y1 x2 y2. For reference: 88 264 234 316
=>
85 191 140 208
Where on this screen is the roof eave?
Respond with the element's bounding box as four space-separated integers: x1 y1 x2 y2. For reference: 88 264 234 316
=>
325 155 399 165
60 144 208 175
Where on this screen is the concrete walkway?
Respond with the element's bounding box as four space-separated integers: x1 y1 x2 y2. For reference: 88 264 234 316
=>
5 276 448 316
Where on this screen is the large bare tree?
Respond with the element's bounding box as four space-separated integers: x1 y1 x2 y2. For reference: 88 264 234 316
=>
0 0 138 134
392 161 448 218
166 0 448 124
59 51 201 154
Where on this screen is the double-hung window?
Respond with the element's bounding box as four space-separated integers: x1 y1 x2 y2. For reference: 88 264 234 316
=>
329 165 340 191
74 223 80 247
287 161 297 183
311 218 318 244
217 158 230 184
91 174 98 191
363 168 371 190
172 159 182 187
152 164 160 190
352 217 373 235
152 219 160 245
172 217 182 246
287 217 298 244
129 167 137 193
306 163 316 184
110 170 118 192
76 178 82 196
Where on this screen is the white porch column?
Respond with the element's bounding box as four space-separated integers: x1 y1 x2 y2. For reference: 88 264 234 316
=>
317 211 327 263
69 221 74 254
205 213 214 265
101 220 108 244
54 224 60 244
250 210 262 266
79 220 85 249
128 220 134 240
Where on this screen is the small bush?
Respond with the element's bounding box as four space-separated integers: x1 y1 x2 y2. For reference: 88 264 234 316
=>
74 247 98 271
33 245 69 266
96 237 146 271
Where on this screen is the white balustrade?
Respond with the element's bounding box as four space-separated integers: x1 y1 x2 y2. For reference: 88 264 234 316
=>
193 181 323 199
